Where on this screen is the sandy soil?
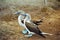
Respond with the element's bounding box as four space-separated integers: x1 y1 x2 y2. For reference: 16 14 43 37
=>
0 6 60 40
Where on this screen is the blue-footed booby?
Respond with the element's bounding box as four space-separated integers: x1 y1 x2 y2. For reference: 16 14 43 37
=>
15 10 53 37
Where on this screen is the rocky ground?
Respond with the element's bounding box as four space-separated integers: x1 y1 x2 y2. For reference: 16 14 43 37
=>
0 6 60 40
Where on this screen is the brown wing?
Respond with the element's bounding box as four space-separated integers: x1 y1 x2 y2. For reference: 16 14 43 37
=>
25 22 39 32
25 22 45 38
32 20 43 25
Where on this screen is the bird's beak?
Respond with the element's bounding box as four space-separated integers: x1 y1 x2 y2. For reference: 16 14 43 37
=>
14 12 17 15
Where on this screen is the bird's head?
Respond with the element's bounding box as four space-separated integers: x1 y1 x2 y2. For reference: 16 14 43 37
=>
15 10 25 15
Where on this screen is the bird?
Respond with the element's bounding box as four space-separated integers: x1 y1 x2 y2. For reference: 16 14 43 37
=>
15 10 53 37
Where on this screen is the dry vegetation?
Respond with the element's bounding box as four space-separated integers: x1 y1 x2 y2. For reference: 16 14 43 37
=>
0 6 60 40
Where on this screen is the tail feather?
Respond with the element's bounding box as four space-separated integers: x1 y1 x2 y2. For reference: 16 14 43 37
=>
41 32 53 35
39 33 46 38
38 30 46 38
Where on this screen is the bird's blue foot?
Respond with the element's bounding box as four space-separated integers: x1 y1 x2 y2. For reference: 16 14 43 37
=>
22 29 28 34
22 29 33 37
